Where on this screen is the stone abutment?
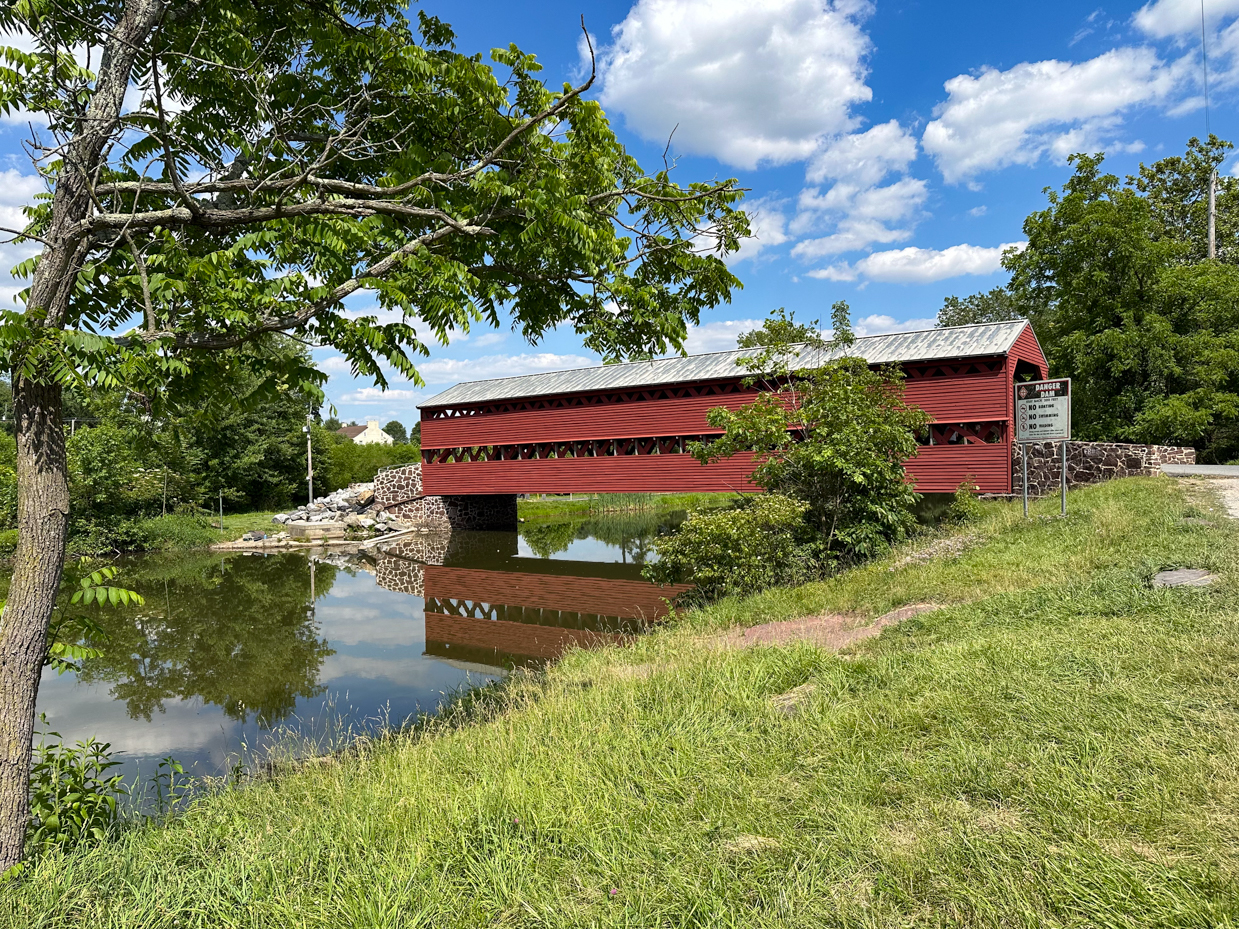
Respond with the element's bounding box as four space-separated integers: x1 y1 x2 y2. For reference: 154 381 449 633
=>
1012 441 1196 498
374 464 517 531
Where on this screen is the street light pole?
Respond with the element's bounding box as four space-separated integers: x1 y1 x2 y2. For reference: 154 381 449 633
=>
304 415 314 506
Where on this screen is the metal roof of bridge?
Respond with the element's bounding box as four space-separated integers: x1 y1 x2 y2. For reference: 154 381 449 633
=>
418 320 1031 408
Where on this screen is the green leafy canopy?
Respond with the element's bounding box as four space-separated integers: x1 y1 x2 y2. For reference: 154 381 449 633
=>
0 1 749 411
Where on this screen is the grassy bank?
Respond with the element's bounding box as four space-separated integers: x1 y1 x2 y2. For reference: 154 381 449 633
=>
9 477 1239 926
51 510 287 555
518 491 736 520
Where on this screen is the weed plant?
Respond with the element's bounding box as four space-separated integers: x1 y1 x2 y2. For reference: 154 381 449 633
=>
7 478 1239 927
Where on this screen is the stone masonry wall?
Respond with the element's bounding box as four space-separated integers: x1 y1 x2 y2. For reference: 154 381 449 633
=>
1012 441 1196 498
375 554 425 597
374 464 518 531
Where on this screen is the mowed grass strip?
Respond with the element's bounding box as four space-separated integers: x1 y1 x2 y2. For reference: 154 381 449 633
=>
7 477 1239 928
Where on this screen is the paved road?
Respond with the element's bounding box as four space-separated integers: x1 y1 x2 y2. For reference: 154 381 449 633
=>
1162 464 1239 477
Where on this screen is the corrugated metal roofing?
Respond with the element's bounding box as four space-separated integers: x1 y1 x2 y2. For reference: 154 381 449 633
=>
418 321 1030 408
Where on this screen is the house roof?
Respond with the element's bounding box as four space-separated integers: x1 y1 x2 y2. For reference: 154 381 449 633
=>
337 425 367 439
418 321 1032 409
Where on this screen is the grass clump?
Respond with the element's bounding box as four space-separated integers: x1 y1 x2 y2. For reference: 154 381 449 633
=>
7 477 1239 927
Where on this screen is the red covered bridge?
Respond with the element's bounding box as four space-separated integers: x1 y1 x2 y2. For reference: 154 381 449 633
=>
418 320 1047 497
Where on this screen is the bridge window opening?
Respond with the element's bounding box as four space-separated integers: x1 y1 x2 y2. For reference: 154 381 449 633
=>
423 379 753 420
1012 358 1042 383
915 422 1007 446
904 358 1004 380
423 434 720 464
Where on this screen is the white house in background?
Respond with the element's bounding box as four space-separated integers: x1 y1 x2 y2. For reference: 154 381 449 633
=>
336 419 394 446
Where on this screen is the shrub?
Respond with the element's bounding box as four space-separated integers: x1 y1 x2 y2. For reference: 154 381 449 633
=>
693 305 930 563
947 479 984 523
27 730 127 856
643 494 823 601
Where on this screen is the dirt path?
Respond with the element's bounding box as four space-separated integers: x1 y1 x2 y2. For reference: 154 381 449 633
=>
1169 475 1239 519
1214 479 1239 518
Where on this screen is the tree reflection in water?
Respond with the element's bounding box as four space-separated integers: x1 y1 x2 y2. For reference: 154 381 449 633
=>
70 553 335 725
519 510 687 563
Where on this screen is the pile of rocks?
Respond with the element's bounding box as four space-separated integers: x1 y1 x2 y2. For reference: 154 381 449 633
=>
271 483 403 535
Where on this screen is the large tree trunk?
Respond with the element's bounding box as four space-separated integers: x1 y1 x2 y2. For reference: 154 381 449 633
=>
0 378 68 869
0 0 165 869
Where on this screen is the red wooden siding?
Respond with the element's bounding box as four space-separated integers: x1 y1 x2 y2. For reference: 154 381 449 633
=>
903 370 1009 422
905 443 1011 494
423 453 761 494
1009 326 1048 377
421 392 756 448
423 567 688 620
424 612 626 661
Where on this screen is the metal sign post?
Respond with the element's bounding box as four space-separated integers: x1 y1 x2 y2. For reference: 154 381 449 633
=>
1015 378 1072 517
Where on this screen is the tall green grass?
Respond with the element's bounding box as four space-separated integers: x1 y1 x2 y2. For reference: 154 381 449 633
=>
8 477 1239 927
519 491 735 520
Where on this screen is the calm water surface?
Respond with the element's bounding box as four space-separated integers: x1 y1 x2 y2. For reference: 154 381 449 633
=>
34 511 686 783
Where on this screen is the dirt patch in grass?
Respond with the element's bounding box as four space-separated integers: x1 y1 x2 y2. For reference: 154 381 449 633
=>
717 603 941 651
720 834 782 856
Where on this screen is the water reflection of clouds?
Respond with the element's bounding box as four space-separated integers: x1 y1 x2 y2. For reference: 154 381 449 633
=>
37 671 240 768
319 653 498 686
317 573 423 647
33 520 667 784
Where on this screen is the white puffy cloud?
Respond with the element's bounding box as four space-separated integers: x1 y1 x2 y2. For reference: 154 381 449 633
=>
596 0 873 168
786 121 927 258
471 332 508 347
1133 0 1239 38
682 318 767 353
415 352 597 384
0 168 45 307
809 241 1024 284
923 48 1186 183
791 175 928 259
853 313 938 336
806 119 917 186
337 387 425 404
729 197 791 263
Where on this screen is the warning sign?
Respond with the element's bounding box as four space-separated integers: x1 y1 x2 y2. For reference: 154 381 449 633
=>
1015 378 1071 443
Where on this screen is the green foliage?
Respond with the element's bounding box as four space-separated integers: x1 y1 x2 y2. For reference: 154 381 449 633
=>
644 494 821 600
1133 135 1239 263
11 481 1236 927
520 521 580 559
945 136 1239 462
322 434 420 491
383 420 408 445
936 286 1027 328
0 4 747 414
696 305 930 563
27 727 126 857
42 561 142 675
946 480 984 524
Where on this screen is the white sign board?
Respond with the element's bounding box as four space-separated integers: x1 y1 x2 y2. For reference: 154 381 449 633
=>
1015 378 1071 443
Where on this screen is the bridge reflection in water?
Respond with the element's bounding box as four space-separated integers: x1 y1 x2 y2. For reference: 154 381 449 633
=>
371 531 690 668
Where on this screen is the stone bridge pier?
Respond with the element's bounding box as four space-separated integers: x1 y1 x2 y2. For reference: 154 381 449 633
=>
374 464 517 531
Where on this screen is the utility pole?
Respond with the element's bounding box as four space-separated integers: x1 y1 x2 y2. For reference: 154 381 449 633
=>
304 415 314 506
1209 167 1217 259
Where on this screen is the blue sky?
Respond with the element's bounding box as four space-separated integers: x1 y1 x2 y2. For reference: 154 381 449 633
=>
3 0 1237 428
